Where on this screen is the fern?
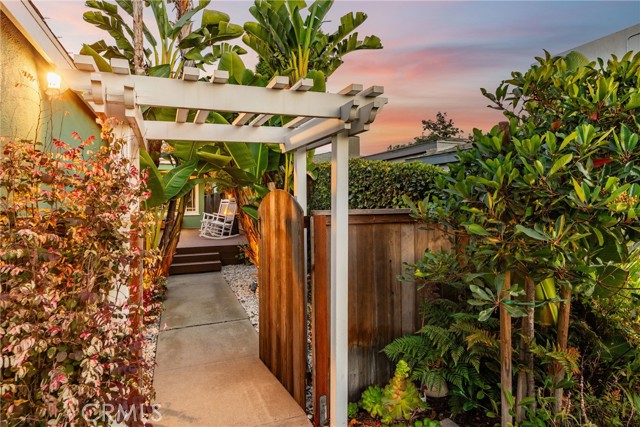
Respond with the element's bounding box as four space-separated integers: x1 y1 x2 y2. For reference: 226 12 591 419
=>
383 296 501 416
382 335 430 368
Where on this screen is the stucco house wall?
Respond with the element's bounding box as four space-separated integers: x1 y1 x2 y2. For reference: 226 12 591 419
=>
0 10 100 144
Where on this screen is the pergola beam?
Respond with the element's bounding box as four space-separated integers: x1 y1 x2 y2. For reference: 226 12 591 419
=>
144 121 289 143
283 118 350 152
59 69 381 119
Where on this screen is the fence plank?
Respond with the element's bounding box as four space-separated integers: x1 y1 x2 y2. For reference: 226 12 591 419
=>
311 212 449 406
258 190 306 408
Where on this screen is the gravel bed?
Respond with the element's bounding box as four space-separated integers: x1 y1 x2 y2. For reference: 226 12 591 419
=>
222 264 259 331
141 314 161 411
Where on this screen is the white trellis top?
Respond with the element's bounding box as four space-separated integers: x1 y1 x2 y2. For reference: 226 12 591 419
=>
60 56 387 152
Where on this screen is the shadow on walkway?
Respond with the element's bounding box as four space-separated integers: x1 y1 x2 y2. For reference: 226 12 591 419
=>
153 272 311 427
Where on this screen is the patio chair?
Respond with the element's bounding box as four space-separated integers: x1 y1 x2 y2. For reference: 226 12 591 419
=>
199 198 238 239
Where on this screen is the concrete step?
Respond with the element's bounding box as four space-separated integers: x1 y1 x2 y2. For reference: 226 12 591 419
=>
172 251 220 264
169 260 221 275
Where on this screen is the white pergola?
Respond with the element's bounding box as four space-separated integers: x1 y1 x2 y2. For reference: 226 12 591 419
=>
58 56 387 426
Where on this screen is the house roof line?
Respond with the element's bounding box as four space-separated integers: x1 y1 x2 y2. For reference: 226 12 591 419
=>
1 0 75 70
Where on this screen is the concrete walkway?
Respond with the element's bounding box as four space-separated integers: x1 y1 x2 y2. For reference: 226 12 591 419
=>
153 272 311 427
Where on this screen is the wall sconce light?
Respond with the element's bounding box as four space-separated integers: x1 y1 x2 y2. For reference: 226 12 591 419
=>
46 72 61 97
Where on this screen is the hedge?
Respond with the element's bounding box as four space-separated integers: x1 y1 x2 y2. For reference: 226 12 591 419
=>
308 158 442 210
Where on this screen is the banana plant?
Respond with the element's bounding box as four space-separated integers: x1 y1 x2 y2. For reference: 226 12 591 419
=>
82 0 245 76
243 0 382 81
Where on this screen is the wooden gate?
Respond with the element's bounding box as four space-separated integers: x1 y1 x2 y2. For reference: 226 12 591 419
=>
258 190 306 408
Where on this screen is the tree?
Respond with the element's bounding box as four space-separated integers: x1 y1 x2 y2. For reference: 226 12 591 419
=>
406 51 639 426
82 0 245 76
387 112 463 151
415 112 462 144
243 0 382 82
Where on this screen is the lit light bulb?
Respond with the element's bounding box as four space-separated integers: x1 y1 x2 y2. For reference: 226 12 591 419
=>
46 72 61 97
47 72 61 89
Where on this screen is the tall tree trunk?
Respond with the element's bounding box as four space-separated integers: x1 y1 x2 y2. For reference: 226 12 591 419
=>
516 275 536 422
160 198 177 251
229 187 260 267
554 285 572 413
132 0 144 76
500 270 513 427
159 197 186 277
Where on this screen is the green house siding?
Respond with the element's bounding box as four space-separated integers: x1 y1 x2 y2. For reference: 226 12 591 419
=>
182 185 205 229
0 11 100 144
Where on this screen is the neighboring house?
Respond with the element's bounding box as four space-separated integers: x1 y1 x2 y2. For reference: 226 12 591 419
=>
362 139 472 166
0 1 100 144
559 24 640 60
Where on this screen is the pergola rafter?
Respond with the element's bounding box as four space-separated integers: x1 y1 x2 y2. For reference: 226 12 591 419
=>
58 54 388 427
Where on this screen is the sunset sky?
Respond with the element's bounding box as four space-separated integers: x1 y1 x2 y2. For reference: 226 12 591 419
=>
34 0 640 155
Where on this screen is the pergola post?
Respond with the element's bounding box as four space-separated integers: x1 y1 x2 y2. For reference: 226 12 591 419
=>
330 130 349 426
293 148 307 215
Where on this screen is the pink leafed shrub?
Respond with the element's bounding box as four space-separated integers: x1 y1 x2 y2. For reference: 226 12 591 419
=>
0 119 154 426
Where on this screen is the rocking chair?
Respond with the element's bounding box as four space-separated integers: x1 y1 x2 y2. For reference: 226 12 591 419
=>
199 198 238 239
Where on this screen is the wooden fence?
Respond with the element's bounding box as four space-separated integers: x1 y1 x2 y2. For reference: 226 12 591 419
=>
258 190 307 408
310 210 449 424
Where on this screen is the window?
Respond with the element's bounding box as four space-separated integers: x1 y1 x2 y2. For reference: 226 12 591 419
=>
184 185 199 216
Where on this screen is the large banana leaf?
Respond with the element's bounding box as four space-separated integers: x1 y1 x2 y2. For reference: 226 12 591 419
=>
169 141 211 162
170 1 211 39
219 51 246 83
147 0 169 40
248 144 269 181
224 142 257 170
79 44 113 72
140 149 166 209
84 40 130 61
196 146 233 168
163 159 198 200
83 9 134 55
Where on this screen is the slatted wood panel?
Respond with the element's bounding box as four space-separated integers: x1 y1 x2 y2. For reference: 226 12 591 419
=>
258 190 306 408
311 210 450 424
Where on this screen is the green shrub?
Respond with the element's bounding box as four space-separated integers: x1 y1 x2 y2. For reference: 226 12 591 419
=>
308 158 442 210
